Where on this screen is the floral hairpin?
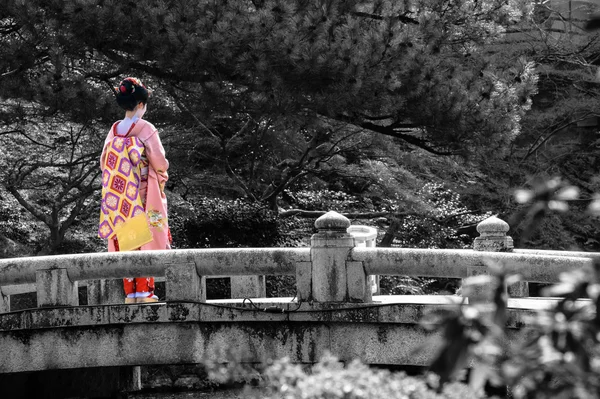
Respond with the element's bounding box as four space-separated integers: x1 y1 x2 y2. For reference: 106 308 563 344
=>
125 77 143 87
114 77 147 95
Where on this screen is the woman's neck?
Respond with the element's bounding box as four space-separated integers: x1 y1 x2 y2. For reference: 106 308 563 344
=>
124 110 137 119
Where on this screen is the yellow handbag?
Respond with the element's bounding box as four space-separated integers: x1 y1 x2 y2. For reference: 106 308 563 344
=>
113 213 154 251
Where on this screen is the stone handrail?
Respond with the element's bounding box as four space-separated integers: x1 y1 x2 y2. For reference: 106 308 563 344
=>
0 211 598 312
352 247 593 283
514 248 600 262
0 248 307 286
0 248 309 311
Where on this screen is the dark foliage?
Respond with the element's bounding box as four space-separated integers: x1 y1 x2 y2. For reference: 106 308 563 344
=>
181 197 284 249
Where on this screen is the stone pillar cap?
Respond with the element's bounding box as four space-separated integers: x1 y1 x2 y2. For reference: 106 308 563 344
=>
347 225 377 239
476 215 510 237
314 211 351 231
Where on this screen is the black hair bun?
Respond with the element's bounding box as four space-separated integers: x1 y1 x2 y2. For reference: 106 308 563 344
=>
119 79 135 95
115 77 149 111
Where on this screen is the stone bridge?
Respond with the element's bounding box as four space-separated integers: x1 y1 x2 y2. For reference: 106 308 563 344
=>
0 212 598 396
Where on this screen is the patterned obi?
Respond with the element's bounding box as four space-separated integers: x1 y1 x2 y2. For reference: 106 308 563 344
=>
98 136 147 240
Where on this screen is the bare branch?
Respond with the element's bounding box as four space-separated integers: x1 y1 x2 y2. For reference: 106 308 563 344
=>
521 111 599 162
165 87 222 143
225 160 258 202
279 209 420 219
0 128 55 149
4 184 50 225
329 114 456 155
352 11 419 25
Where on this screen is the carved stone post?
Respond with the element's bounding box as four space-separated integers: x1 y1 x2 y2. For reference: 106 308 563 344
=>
466 216 528 300
36 268 78 307
473 216 514 252
304 211 370 303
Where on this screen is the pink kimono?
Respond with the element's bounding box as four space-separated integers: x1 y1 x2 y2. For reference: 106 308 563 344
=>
100 119 170 298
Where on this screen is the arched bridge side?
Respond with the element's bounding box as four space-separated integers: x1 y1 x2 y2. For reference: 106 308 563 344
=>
0 297 546 374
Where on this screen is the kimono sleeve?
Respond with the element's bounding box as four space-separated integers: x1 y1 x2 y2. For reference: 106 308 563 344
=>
144 130 169 176
100 130 115 170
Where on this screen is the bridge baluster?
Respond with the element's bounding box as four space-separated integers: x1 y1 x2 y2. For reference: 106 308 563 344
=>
299 211 371 303
35 268 78 307
463 215 529 302
165 262 206 301
0 288 8 313
87 279 123 305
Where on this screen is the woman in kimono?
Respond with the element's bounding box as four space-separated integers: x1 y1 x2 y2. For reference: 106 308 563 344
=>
98 77 171 303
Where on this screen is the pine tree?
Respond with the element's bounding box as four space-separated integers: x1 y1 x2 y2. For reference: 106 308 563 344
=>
1 0 537 156
0 0 541 249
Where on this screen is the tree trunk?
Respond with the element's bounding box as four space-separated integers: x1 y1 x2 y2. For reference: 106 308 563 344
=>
380 219 401 247
39 224 65 255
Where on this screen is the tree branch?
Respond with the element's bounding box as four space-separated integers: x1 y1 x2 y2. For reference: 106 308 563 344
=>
166 87 222 143
4 184 50 225
353 121 456 155
279 209 392 218
278 208 484 225
0 129 55 149
352 11 419 25
99 48 217 84
521 112 598 162
224 160 258 202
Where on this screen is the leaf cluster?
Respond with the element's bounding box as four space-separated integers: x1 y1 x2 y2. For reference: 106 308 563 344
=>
179 196 285 248
426 250 600 398
256 354 484 399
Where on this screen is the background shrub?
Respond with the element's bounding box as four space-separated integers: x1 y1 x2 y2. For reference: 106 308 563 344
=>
181 197 283 249
255 354 485 399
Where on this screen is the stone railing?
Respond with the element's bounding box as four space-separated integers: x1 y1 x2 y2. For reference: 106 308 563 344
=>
0 211 597 313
